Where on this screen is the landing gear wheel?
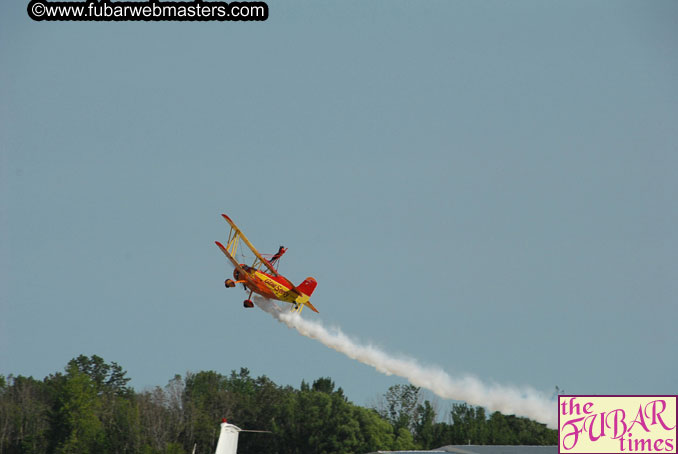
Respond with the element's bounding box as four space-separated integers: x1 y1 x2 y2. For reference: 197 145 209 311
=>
225 279 236 288
243 299 254 308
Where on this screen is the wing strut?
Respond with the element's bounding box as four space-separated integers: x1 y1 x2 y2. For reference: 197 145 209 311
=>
220 214 281 276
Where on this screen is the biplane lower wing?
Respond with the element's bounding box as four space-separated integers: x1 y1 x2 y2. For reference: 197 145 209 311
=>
215 241 241 270
214 241 260 287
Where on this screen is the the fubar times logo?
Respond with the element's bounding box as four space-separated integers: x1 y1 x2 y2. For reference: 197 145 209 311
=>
559 396 677 453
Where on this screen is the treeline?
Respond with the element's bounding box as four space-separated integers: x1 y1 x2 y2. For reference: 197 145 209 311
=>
0 355 556 454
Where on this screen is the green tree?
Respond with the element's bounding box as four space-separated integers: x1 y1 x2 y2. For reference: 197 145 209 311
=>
1 375 51 454
414 400 436 448
379 384 422 434
449 403 488 445
498 413 557 445
0 357 559 453
310 377 337 395
138 385 178 453
392 427 417 450
351 406 395 453
183 371 232 452
100 394 141 453
0 375 7 452
46 355 135 454
276 379 364 454
67 355 132 397
50 363 105 454
237 375 287 454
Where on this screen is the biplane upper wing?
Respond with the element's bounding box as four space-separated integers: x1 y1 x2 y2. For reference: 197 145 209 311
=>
220 214 280 277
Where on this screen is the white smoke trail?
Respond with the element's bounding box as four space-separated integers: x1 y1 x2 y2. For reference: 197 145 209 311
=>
254 297 556 428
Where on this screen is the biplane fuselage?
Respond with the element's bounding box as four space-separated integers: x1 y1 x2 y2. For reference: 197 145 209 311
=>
234 265 313 307
216 214 318 314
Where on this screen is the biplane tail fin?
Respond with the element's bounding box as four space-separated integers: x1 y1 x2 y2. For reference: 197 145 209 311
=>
296 277 317 297
293 278 319 313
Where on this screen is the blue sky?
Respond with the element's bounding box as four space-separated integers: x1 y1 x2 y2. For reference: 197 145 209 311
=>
2 1 677 412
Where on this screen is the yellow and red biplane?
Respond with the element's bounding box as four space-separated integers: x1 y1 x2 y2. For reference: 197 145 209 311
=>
215 214 319 314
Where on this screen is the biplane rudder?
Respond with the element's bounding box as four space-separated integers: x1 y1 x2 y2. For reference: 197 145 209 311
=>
296 277 317 297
